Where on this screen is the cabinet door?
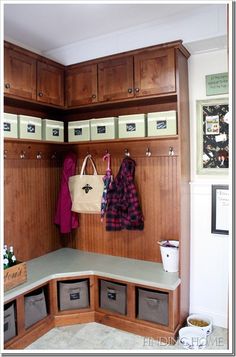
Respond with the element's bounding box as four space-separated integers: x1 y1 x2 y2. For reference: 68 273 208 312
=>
134 48 176 97
66 64 97 107
4 47 36 100
98 56 134 102
37 62 64 106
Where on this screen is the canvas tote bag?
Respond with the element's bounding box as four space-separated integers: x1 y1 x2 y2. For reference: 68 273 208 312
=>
69 154 104 213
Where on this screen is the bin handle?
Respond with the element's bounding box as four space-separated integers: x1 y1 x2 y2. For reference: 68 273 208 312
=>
68 287 81 292
29 297 44 304
107 288 116 293
145 297 160 305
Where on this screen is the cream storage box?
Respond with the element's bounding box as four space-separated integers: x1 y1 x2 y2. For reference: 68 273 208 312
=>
90 117 118 141
147 111 177 137
18 115 42 140
3 113 18 138
68 120 90 142
42 119 64 142
118 114 146 138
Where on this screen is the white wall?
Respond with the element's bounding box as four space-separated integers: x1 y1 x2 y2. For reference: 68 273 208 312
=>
188 49 230 327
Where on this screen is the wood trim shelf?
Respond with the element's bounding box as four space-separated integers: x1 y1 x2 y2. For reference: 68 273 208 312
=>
4 138 68 145
68 135 179 145
4 136 178 145
4 92 178 114
65 93 178 113
4 137 180 160
4 94 66 112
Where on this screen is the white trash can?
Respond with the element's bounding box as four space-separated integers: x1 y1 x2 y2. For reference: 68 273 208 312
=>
160 240 179 272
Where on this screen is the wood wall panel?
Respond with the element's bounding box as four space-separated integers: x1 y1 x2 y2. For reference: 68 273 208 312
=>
4 153 63 261
74 149 179 263
176 49 191 323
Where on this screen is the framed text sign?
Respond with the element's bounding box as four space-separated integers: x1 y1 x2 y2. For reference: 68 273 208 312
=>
206 72 229 96
211 185 229 235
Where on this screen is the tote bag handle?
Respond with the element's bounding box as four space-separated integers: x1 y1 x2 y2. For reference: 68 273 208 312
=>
80 154 98 177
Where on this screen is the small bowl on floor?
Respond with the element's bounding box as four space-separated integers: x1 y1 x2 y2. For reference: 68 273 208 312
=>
179 327 207 350
187 314 212 335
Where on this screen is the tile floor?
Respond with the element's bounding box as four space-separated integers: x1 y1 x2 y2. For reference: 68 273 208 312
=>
26 322 228 351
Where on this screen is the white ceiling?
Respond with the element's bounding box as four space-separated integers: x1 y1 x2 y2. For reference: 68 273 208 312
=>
4 3 227 65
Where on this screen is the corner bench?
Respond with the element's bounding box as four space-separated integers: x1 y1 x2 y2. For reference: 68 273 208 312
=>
4 248 181 349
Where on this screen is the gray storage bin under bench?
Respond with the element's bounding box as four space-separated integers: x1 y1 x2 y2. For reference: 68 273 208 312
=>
58 279 90 311
4 301 17 342
24 288 48 329
137 287 169 326
100 279 127 315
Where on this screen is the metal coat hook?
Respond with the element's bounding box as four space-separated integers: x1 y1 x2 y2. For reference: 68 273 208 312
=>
20 151 26 159
169 147 174 156
124 148 130 157
51 152 57 160
4 150 7 159
146 147 151 157
36 152 42 159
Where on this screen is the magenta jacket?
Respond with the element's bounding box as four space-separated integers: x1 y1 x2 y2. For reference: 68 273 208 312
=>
54 152 79 233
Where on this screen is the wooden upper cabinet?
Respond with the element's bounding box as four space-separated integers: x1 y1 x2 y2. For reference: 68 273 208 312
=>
66 64 97 107
4 41 187 108
37 61 64 106
134 47 176 97
98 56 134 102
4 47 37 100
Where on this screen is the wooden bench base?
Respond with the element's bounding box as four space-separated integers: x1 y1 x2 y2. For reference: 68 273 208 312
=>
4 275 184 350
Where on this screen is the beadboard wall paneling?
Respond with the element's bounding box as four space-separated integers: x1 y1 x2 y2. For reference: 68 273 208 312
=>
72 146 179 263
3 142 74 261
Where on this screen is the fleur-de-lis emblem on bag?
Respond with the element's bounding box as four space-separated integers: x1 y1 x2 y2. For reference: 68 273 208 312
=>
82 184 93 194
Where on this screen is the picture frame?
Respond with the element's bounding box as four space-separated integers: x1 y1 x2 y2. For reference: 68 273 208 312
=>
211 185 229 235
197 98 229 175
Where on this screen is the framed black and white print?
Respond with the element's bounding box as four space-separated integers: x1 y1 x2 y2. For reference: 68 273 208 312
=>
211 185 229 235
197 98 229 175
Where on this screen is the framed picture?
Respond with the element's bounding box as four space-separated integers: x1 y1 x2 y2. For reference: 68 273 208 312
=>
197 98 229 175
211 185 229 235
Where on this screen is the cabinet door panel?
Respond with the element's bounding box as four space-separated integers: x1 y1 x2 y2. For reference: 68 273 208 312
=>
134 48 176 97
4 48 36 100
66 64 97 107
37 62 64 106
98 56 134 102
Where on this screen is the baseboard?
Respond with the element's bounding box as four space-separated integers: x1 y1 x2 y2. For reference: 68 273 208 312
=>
54 311 95 327
4 316 54 350
95 311 180 344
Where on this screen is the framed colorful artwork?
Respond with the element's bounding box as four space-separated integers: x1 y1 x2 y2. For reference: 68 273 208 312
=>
197 98 229 175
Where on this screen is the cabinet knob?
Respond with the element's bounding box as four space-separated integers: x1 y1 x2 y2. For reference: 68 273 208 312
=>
92 94 96 99
135 88 140 93
5 83 10 89
38 92 43 97
128 88 133 94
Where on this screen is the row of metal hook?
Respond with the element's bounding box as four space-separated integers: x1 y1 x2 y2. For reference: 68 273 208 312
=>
4 147 175 160
4 150 57 160
124 147 175 157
